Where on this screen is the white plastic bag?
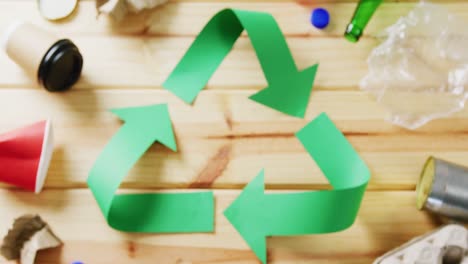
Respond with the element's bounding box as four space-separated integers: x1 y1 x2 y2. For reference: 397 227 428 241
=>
361 2 468 129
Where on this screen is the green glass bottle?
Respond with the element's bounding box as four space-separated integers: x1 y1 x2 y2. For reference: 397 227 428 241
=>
345 0 383 43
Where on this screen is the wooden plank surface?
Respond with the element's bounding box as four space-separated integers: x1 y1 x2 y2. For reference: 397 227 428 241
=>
0 190 441 263
0 90 468 191
0 0 463 263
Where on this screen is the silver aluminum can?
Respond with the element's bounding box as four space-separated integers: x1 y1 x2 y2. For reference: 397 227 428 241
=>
417 157 468 220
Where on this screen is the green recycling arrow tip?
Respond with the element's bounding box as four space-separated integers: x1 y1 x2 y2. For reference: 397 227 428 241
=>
224 113 370 263
87 104 214 233
163 8 318 118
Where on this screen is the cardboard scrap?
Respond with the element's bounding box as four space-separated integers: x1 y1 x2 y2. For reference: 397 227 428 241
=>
1 215 62 264
96 0 169 20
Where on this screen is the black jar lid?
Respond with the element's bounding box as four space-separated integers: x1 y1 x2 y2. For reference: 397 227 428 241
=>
38 39 83 92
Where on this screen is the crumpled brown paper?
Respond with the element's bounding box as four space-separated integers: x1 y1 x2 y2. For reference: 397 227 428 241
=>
96 0 169 20
1 215 62 264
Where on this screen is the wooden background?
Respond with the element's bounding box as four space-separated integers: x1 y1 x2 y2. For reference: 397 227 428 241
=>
0 0 465 263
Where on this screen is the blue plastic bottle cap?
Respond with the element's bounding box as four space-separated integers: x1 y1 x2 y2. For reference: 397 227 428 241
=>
71 262 84 264
310 8 330 29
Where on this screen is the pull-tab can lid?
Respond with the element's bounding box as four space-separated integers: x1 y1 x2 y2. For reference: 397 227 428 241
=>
38 0 78 20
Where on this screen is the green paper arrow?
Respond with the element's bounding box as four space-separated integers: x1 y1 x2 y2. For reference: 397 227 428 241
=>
163 8 318 118
87 104 214 233
224 113 370 263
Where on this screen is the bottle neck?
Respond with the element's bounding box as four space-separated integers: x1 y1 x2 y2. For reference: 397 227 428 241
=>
345 0 383 43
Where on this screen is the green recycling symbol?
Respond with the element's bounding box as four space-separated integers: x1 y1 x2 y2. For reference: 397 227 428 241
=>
87 8 370 264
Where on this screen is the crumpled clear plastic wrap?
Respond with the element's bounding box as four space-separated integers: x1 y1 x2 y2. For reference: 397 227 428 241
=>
361 2 468 129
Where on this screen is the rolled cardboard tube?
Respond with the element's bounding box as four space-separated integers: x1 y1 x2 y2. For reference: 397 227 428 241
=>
2 22 83 92
417 157 468 221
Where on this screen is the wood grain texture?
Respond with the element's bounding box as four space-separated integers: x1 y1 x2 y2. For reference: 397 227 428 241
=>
0 190 440 263
0 37 371 90
0 1 466 37
0 0 465 263
0 90 466 190
0 2 468 90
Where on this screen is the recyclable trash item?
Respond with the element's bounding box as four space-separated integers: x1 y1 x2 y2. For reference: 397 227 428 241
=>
96 0 169 21
417 157 468 221
0 120 54 193
374 225 468 264
38 0 78 20
345 0 382 42
2 22 83 92
361 3 468 129
311 8 330 29
1 215 62 264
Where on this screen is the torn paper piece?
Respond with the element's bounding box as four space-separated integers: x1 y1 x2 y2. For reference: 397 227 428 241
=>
1 215 62 264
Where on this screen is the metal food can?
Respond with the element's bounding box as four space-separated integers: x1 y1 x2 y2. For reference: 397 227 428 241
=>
417 157 468 220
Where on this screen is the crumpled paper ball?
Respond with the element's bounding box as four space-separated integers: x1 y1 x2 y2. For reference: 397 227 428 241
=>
96 0 169 20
